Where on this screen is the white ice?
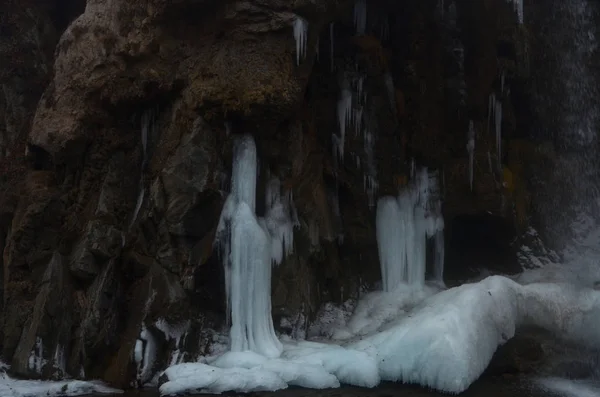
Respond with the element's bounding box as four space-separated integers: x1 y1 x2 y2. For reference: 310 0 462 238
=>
376 167 444 290
135 324 157 385
261 177 297 265
0 371 121 397
216 134 299 359
293 17 308 66
160 275 600 395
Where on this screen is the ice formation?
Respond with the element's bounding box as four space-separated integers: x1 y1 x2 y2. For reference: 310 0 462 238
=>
335 85 352 161
155 318 191 366
28 337 45 375
134 324 157 385
353 0 367 36
487 92 495 134
329 23 335 72
130 109 154 229
507 0 524 24
495 99 502 162
293 17 308 66
159 274 600 395
376 167 444 291
467 120 475 191
1 361 120 397
215 134 298 358
334 73 378 208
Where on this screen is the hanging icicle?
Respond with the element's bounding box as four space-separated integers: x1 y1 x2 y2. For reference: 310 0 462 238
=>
293 17 308 66
336 86 353 161
354 0 367 36
495 100 503 165
507 0 524 24
330 23 335 72
467 120 475 191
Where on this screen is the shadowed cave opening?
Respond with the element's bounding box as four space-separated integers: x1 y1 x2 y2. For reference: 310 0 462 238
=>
444 212 520 283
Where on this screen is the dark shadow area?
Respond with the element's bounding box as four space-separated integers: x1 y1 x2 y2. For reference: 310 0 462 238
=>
445 213 521 283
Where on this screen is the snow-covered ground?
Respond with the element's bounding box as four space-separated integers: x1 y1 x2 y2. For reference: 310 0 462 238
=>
158 274 600 395
0 362 120 397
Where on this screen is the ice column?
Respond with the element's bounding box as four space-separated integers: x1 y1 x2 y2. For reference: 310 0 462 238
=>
294 17 308 65
376 168 444 291
376 197 407 292
215 135 283 358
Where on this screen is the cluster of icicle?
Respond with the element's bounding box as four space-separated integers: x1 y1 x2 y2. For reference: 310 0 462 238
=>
507 0 524 24
376 167 444 291
293 17 308 65
129 109 155 234
488 70 508 172
215 135 298 358
334 73 381 208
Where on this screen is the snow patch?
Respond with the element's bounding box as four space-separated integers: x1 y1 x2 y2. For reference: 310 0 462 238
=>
0 373 121 397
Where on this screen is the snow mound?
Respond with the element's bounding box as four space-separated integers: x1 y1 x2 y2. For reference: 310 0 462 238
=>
159 362 287 395
0 372 120 397
332 283 440 340
349 276 520 393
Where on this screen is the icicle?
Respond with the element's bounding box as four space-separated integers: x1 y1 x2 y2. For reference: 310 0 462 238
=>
500 71 506 94
380 16 390 42
262 177 296 266
354 106 363 136
495 100 503 164
507 0 524 24
467 120 475 191
354 0 367 36
383 73 396 115
330 23 335 72
293 17 308 66
377 197 406 291
433 230 445 283
129 109 154 229
336 87 352 161
487 93 496 134
357 77 365 103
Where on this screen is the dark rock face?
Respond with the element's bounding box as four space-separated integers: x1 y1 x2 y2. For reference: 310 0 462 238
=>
0 0 554 388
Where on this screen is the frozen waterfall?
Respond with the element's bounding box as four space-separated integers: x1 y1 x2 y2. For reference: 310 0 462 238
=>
376 167 444 291
216 135 299 358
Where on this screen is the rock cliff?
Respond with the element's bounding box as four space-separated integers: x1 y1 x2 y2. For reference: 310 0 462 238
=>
0 0 562 388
